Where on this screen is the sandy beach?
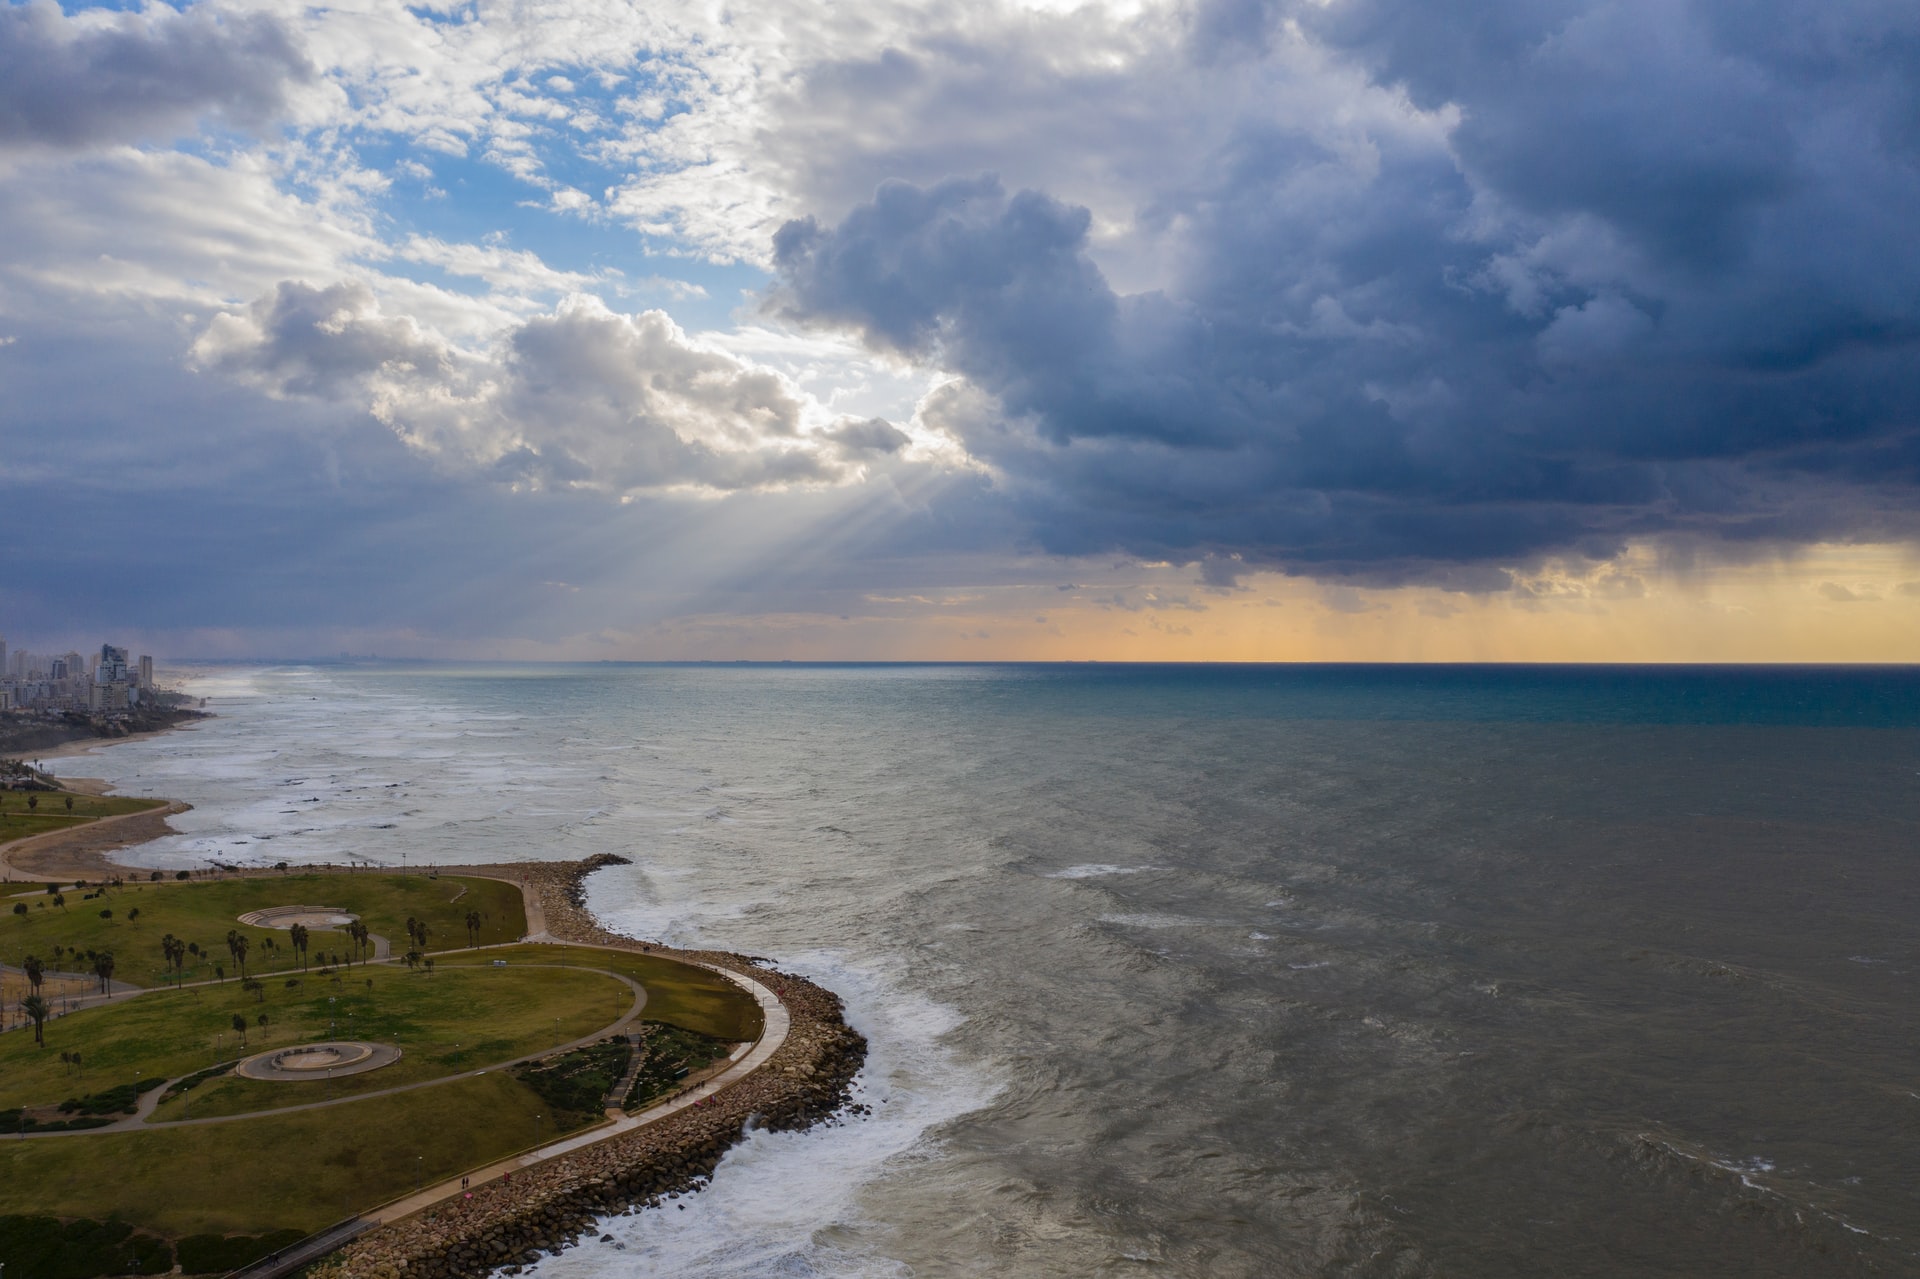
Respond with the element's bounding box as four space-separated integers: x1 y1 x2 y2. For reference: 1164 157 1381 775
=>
0 725 198 882
0 802 192 883
6 720 205 766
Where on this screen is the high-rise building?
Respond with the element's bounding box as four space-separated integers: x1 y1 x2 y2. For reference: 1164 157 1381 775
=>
0 636 7 679
97 644 129 684
139 655 154 689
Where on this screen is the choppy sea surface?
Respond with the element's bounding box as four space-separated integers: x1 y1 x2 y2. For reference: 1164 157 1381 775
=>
46 663 1920 1277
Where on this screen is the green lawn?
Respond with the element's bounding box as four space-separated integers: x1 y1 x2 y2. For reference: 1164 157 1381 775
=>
0 878 771 1265
0 873 526 987
0 1072 568 1237
0 963 631 1116
439 943 765 1042
0 790 165 843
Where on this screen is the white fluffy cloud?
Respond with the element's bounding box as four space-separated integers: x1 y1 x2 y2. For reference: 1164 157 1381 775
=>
193 282 888 493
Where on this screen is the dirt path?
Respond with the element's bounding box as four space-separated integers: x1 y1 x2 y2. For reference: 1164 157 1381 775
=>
0 802 190 883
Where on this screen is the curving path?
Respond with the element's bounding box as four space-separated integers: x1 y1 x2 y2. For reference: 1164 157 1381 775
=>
338 955 787 1229
0 962 649 1138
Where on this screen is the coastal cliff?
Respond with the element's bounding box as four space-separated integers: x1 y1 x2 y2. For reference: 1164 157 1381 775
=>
315 856 868 1279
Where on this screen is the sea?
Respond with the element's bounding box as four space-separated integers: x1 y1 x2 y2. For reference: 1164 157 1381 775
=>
43 663 1920 1277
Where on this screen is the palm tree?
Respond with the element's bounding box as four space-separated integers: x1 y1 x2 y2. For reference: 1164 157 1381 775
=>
226 930 250 978
64 795 73 813
160 934 184 985
464 909 482 947
231 1012 248 1048
289 923 309 971
91 951 115 995
22 994 49 1047
23 954 44 998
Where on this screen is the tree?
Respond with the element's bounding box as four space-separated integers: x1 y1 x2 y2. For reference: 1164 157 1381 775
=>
465 909 482 947
98 909 113 923
160 934 185 985
26 794 36 811
22 994 49 1047
226 930 250 978
127 907 140 925
423 956 435 977
231 1012 248 1048
215 963 224 985
289 923 310 971
63 795 73 813
23 954 43 997
92 951 115 994
242 978 264 1003
10 903 24 917
52 893 64 912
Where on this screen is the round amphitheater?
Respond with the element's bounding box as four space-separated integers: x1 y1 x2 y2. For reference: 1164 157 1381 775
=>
236 905 360 930
236 1040 403 1081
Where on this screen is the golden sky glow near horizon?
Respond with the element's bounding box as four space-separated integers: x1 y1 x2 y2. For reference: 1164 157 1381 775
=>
411 541 1920 664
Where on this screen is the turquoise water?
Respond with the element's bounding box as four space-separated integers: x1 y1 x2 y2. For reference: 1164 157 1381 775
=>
54 664 1920 1276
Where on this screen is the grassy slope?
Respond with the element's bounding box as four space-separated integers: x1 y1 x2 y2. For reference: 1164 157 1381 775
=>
0 1073 563 1237
0 874 525 987
439 944 765 1042
0 964 630 1114
0 791 165 843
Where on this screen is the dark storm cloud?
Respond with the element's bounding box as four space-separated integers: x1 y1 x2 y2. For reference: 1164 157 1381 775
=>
771 0 1920 581
0 0 311 149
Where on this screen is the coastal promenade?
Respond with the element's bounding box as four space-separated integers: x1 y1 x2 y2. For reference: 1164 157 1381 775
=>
0 760 866 1279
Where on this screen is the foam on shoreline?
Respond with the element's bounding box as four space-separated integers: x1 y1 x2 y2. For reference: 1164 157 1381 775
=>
315 856 869 1279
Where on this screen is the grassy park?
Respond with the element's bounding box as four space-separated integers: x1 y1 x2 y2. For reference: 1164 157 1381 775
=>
439 943 763 1042
0 961 632 1117
0 869 765 1275
0 789 165 843
0 872 526 987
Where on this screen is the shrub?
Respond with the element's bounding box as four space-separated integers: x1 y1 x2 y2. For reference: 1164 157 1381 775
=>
174 1229 306 1274
0 1215 174 1279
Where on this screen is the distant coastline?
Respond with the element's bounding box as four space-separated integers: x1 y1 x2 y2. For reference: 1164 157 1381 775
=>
0 706 210 767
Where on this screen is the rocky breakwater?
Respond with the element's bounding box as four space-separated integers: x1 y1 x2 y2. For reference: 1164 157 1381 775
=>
313 857 867 1279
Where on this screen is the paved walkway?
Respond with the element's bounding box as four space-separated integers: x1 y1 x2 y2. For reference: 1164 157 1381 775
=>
223 952 791 1279
353 956 787 1228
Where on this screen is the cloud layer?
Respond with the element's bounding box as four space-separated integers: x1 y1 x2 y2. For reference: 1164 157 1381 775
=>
0 0 311 149
0 0 1916 650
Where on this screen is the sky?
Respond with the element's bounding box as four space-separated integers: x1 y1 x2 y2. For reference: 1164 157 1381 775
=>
1 0 1917 661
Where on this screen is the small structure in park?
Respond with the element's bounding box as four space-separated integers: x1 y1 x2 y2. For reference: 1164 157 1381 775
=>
235 1040 402 1082
236 905 360 929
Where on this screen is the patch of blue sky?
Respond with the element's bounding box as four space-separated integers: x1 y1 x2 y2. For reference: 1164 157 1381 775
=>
352 137 769 332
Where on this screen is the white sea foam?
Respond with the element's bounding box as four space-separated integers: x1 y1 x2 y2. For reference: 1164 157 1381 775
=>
1045 863 1151 879
527 957 1000 1279
1097 912 1209 929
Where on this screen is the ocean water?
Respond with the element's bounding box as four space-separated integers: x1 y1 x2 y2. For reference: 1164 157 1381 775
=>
47 663 1920 1277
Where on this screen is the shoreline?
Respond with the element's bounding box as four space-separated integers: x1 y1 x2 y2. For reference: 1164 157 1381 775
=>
0 717 203 880
0 710 210 770
0 800 193 882
0 762 868 1278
